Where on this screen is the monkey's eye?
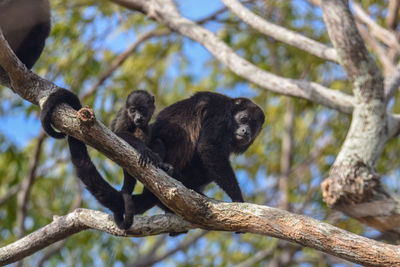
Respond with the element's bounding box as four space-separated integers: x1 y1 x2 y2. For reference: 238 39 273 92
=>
129 107 136 113
138 107 146 113
240 117 248 123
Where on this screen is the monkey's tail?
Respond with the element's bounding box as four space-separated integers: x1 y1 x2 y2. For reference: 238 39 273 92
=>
67 136 134 230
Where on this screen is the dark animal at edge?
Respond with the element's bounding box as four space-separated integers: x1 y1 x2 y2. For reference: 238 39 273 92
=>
0 0 51 86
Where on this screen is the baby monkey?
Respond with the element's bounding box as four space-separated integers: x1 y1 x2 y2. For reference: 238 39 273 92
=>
111 90 172 229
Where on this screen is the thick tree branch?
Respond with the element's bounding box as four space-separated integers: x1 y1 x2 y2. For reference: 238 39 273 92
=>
319 0 400 235
25 102 400 267
106 2 400 234
0 209 197 266
109 0 355 114
322 0 383 100
2 6 400 266
222 0 338 62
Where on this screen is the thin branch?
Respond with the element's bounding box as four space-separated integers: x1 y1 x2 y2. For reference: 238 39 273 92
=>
279 98 293 211
322 0 384 100
15 131 46 239
36 183 83 267
110 0 354 114
0 184 20 206
128 235 167 267
221 0 338 62
130 231 208 267
80 29 171 100
352 1 400 53
36 240 67 267
356 21 395 76
384 63 400 103
1 7 400 266
235 246 276 267
386 0 400 30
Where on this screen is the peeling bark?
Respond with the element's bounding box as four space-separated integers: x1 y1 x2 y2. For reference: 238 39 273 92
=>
319 0 400 234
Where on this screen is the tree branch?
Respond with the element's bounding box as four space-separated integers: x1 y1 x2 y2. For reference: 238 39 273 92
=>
36 182 83 267
352 1 400 53
0 209 197 266
109 0 355 114
130 231 208 267
319 0 400 235
81 29 171 100
386 0 400 30
1 6 400 266
356 21 395 76
0 184 20 206
221 0 338 62
16 131 46 239
384 63 400 103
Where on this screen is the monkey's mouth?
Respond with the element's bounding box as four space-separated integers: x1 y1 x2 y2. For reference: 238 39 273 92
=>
235 133 251 144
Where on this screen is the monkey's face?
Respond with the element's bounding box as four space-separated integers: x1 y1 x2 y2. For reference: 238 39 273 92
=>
127 105 153 127
231 99 265 153
126 91 155 128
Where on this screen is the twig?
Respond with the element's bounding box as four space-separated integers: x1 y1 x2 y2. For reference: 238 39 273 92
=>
16 131 46 238
130 231 208 267
80 29 170 100
222 0 338 62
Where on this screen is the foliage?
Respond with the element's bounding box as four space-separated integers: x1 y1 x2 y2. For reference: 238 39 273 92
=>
1 0 397 266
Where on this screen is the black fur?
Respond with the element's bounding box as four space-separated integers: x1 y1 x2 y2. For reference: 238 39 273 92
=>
40 89 129 228
0 0 51 86
111 90 158 168
110 90 154 229
133 92 265 216
68 136 127 220
39 89 172 230
40 89 82 139
110 90 173 229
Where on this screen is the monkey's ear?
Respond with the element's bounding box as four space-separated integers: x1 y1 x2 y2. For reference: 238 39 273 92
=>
234 99 242 106
151 96 155 103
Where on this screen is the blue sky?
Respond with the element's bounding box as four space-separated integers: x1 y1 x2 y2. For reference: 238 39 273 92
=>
0 0 228 148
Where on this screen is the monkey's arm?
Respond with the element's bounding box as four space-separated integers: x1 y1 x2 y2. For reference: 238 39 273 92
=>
197 124 244 203
115 131 171 172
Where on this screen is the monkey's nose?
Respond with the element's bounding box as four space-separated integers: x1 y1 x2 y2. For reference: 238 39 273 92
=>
239 128 249 136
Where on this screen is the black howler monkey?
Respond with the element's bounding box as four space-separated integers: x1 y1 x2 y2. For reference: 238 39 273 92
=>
110 90 172 229
0 0 51 86
131 91 265 216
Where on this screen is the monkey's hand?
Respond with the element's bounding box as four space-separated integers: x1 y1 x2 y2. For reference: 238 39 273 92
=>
138 147 175 176
138 147 162 167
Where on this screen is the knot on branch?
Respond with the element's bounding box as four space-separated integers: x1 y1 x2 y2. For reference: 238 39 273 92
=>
321 161 388 207
77 107 95 126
